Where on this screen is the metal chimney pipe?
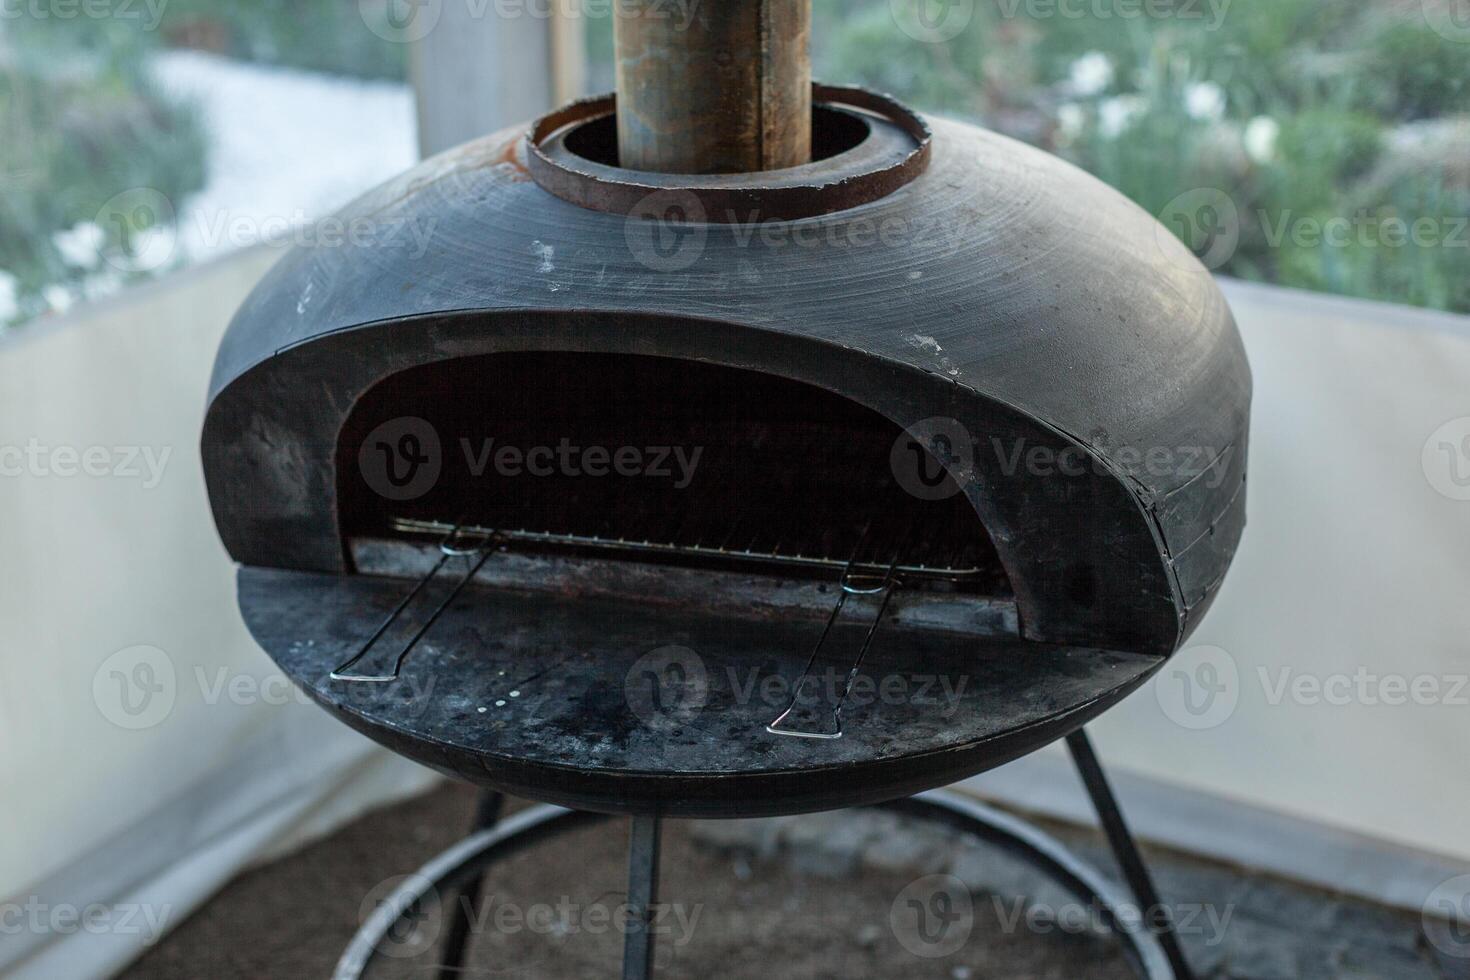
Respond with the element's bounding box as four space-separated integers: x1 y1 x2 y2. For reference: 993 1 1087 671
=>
613 0 812 174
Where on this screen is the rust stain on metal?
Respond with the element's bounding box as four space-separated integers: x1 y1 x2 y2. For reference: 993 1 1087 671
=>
614 0 811 174
493 135 532 181
525 85 932 222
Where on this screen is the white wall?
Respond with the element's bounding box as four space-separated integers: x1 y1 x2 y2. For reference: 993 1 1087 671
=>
1086 278 1470 864
0 250 437 979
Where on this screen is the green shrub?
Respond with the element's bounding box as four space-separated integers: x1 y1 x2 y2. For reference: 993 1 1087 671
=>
1368 19 1470 120
0 22 207 326
158 0 406 80
811 0 1470 314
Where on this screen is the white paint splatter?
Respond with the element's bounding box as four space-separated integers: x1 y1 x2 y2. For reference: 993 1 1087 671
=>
296 279 314 315
906 332 960 379
532 240 555 273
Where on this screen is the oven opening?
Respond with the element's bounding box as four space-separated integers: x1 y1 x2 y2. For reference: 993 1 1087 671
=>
336 352 1012 615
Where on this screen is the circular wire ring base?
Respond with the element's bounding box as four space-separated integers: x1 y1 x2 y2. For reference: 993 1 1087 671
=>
333 790 1174 980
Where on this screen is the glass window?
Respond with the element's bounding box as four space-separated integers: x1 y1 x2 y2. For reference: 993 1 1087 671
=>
580 0 1470 314
1 1 418 331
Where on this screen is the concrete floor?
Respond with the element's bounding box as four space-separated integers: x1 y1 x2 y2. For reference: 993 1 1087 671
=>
121 782 1462 979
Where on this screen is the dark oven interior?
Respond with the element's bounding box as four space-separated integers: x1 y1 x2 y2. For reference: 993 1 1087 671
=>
336 352 1011 602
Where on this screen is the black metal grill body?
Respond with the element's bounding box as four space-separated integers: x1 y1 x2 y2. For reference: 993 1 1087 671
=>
202 93 1250 816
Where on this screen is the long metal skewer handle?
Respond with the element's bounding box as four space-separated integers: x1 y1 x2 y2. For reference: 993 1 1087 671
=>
766 556 901 739
330 526 495 683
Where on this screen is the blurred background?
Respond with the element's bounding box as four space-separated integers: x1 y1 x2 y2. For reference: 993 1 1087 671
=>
2 2 1469 978
2 0 1467 331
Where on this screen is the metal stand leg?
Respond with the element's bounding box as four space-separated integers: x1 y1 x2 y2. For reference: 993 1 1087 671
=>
1067 729 1195 980
621 813 663 980
436 791 503 980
